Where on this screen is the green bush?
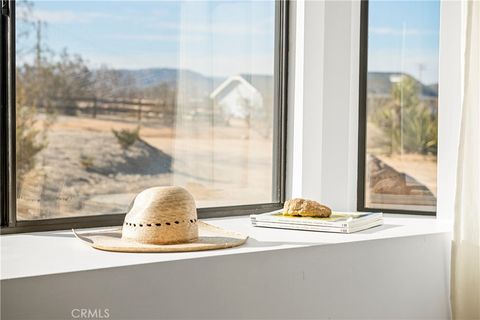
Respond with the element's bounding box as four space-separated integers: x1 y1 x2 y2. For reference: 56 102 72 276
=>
112 126 140 150
15 84 49 187
80 154 95 169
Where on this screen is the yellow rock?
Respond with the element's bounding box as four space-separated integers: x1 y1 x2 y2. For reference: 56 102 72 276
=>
283 198 332 218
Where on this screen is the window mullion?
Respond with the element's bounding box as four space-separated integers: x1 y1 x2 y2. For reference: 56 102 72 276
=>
0 0 9 227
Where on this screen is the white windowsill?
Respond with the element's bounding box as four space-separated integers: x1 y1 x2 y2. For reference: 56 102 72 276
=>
0 213 452 281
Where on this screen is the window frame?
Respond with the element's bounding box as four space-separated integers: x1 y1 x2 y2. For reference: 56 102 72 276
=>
0 0 289 234
356 0 436 216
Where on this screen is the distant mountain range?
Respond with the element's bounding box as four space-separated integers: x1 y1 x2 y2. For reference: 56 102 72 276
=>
367 72 438 98
114 68 225 99
116 68 222 88
111 68 438 98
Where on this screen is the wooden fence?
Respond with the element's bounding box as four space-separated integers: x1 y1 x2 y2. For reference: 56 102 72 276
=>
51 97 176 122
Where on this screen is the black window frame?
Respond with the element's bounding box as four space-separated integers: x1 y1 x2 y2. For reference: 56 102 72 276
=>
0 0 289 234
357 0 436 216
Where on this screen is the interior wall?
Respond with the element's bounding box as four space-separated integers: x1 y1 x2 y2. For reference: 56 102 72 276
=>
320 0 360 211
1 233 452 320
286 0 360 211
436 0 465 220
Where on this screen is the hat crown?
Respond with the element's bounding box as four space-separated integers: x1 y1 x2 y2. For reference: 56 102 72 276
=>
122 186 198 245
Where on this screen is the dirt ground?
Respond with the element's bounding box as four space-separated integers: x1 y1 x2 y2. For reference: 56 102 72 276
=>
17 114 438 219
376 154 437 196
17 115 273 220
365 120 438 211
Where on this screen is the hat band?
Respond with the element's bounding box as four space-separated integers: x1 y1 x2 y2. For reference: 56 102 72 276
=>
124 219 197 228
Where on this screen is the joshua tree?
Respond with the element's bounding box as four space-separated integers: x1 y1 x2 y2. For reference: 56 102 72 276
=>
370 76 437 155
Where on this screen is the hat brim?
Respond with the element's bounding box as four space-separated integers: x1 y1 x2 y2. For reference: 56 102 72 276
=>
73 221 248 253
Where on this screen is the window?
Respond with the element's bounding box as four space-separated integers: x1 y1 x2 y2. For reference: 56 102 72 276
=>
0 0 288 232
358 0 440 214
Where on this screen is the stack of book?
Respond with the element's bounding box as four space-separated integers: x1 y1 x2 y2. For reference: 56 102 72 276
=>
250 211 383 234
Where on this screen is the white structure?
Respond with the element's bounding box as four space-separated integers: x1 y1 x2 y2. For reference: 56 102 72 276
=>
210 75 272 122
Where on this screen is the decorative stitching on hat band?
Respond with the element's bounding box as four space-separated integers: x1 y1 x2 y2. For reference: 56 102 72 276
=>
124 219 197 227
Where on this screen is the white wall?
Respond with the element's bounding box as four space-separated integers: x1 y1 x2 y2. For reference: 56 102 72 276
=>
287 0 324 201
287 0 360 212
1 233 452 320
436 1 466 220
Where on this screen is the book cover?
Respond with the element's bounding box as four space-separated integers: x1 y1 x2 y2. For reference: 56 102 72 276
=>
251 211 383 228
252 218 384 234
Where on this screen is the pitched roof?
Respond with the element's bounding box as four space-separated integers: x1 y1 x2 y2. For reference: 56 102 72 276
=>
368 72 438 98
210 74 274 101
239 74 274 100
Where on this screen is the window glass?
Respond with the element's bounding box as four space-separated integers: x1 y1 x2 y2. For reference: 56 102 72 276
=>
15 0 277 220
364 0 440 212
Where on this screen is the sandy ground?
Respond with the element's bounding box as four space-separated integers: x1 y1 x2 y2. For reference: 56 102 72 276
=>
17 115 438 219
364 120 438 211
376 154 437 196
17 115 273 220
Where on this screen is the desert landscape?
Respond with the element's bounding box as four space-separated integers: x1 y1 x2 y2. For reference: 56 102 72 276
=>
13 0 438 220
17 113 274 220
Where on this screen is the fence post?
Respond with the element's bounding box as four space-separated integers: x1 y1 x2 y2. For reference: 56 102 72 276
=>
137 99 142 122
92 97 97 118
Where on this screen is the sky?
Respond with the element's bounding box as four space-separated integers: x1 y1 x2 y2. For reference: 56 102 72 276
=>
17 0 440 84
16 0 276 77
368 0 440 85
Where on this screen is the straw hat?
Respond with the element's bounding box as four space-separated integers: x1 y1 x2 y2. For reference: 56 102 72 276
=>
73 186 248 252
